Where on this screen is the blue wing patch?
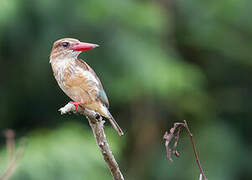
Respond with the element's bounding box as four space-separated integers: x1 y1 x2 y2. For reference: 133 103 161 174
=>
98 89 109 108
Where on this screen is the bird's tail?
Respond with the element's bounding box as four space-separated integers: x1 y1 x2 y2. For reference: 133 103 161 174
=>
101 107 123 136
107 113 124 136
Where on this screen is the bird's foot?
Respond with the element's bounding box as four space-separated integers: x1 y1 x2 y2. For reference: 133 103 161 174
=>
69 101 86 111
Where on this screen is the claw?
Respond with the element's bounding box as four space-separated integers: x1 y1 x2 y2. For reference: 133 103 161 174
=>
69 101 86 111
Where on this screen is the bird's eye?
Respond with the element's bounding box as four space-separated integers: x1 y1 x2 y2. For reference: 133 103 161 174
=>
62 42 69 47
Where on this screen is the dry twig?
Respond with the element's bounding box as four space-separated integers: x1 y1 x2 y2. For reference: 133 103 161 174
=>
59 102 124 180
163 120 207 180
0 130 25 180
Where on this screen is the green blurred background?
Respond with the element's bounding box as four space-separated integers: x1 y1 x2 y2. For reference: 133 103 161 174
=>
0 0 251 179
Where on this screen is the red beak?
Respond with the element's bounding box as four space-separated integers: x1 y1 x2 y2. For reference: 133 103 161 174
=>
70 42 99 51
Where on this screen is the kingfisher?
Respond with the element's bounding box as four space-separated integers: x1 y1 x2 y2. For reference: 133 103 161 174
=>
49 38 123 136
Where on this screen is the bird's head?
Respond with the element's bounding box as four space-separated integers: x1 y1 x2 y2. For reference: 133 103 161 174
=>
50 38 99 62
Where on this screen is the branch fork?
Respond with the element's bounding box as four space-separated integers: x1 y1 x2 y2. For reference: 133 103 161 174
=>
163 120 207 180
59 102 124 180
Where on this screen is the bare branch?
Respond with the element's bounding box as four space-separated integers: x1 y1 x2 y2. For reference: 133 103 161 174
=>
59 102 124 180
163 120 207 180
0 130 25 180
3 130 15 160
199 174 202 180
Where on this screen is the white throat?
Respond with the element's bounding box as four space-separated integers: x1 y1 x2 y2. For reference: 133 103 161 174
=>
49 50 81 63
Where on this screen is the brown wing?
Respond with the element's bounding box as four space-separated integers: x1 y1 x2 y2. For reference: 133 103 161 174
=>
75 59 110 107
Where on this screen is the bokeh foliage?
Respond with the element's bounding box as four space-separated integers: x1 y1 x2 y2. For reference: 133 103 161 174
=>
0 0 251 179
0 123 122 180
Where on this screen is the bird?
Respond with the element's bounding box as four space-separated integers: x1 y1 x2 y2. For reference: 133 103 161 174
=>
49 38 123 136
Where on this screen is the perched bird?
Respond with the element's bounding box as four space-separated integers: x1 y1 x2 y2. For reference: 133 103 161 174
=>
50 38 123 136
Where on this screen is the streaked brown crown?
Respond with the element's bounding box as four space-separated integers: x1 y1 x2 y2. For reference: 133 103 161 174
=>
50 38 80 60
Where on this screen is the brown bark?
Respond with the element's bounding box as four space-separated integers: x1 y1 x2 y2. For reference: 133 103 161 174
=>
59 103 124 180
